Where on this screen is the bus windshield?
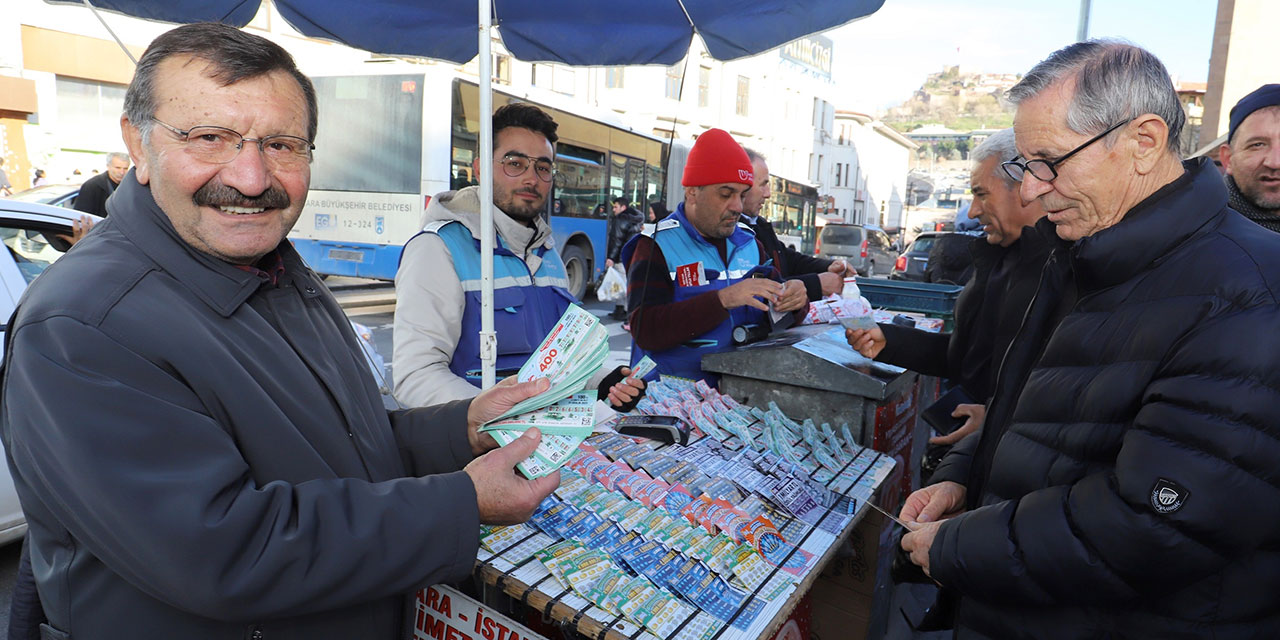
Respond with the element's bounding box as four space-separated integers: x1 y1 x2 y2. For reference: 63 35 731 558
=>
311 74 423 194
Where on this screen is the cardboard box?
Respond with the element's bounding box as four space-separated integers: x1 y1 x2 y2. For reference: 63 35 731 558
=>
870 385 919 506
810 509 897 640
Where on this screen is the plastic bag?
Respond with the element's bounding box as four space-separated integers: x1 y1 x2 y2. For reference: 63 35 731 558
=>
595 264 627 302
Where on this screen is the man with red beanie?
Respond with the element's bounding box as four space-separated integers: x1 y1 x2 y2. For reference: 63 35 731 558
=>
622 128 807 384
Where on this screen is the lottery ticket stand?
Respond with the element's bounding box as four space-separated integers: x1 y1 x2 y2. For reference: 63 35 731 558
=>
411 354 904 640
702 324 932 638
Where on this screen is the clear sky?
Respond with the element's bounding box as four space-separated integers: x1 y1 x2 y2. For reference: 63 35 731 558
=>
827 0 1219 112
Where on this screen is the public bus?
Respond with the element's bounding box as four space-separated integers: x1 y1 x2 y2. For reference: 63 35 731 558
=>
290 64 668 300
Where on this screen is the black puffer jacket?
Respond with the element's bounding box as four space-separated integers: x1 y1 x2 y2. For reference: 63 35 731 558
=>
929 158 1280 639
606 206 645 263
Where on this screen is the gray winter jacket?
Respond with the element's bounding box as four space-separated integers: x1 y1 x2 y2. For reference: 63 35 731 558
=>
1 174 480 639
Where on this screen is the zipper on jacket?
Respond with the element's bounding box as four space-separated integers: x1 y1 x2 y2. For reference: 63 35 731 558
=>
968 248 1067 505
246 624 263 639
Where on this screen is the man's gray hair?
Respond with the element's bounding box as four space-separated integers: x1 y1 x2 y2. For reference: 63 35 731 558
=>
970 128 1019 186
105 152 130 166
742 147 766 164
1007 40 1184 153
124 22 317 145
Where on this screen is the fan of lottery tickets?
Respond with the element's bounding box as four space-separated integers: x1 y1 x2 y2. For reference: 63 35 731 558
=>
479 305 610 478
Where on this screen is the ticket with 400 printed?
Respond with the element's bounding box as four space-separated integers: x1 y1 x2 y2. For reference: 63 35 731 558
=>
518 304 598 383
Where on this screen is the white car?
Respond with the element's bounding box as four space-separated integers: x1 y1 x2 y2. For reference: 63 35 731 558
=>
0 199 99 546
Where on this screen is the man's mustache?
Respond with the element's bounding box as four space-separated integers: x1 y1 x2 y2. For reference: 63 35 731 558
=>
193 183 291 210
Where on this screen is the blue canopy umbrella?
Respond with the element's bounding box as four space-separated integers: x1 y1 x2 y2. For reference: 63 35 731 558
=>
54 0 886 386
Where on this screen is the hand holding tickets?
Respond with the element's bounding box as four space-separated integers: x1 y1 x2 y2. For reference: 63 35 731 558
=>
479 305 611 478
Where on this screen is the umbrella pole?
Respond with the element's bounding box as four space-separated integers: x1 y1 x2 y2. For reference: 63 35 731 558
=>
80 0 138 64
478 0 497 388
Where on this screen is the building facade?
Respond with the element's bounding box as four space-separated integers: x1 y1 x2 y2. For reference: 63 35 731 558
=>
1 0 914 250
826 111 917 230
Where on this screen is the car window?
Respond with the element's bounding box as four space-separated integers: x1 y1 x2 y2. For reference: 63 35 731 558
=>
820 226 863 245
0 226 71 284
7 185 78 205
909 236 937 253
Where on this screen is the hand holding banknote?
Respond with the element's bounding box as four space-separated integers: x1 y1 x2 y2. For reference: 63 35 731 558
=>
845 324 887 359
464 427 561 524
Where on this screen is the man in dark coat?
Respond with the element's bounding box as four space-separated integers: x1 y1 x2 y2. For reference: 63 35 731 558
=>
73 152 131 217
604 196 645 319
741 148 851 300
899 40 1280 639
1218 83 1280 232
0 23 558 639
846 127 1049 448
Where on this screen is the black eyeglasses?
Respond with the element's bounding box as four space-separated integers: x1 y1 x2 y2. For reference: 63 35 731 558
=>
151 118 314 169
1002 117 1134 183
499 152 555 182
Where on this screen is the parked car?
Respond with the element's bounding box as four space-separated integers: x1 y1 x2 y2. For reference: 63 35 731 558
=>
814 223 897 277
7 184 81 209
890 231 940 281
891 231 981 283
0 199 100 546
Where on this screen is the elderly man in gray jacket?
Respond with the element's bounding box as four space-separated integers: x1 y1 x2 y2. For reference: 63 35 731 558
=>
1 23 558 639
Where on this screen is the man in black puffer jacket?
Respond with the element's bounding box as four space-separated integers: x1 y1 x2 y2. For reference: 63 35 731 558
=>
605 196 645 319
898 40 1280 640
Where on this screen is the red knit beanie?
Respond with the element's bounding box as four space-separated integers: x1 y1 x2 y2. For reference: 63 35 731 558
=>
681 128 754 188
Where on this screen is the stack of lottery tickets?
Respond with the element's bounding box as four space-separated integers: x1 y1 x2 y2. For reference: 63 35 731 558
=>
477 384 895 639
479 305 610 478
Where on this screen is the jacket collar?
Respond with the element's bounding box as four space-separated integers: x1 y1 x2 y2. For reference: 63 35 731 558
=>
1068 157 1223 291
424 186 554 256
107 170 301 317
1226 174 1280 221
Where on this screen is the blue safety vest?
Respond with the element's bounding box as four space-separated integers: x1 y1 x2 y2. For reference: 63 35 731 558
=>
421 220 574 386
630 204 768 384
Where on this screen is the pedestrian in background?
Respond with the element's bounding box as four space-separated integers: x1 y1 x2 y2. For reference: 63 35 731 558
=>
647 201 668 222
605 195 644 319
0 158 12 196
73 152 130 217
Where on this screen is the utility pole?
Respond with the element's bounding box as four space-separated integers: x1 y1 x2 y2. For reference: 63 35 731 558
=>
1077 0 1091 42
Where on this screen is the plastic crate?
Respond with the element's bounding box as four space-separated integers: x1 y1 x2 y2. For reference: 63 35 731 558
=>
856 278 962 315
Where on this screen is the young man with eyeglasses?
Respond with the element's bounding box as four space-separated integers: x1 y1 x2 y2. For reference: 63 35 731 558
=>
394 103 644 409
896 40 1280 640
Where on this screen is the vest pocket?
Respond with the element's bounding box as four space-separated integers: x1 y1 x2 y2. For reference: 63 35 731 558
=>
492 287 535 356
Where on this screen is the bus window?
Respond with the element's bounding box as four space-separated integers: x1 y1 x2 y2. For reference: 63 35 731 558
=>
626 157 646 206
646 161 664 210
555 143 607 219
609 154 627 202
311 74 423 194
